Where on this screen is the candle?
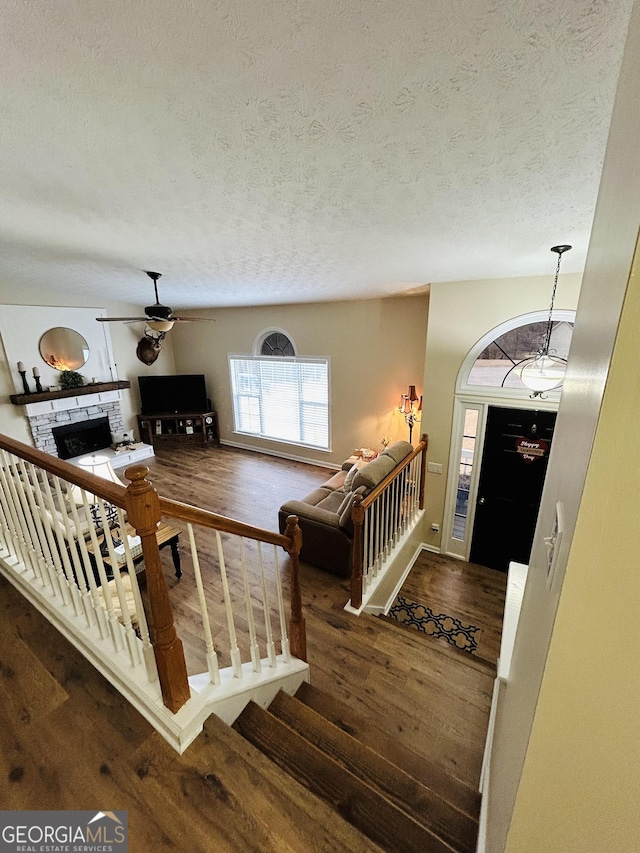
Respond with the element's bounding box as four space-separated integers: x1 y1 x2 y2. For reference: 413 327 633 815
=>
32 366 40 377
17 361 25 372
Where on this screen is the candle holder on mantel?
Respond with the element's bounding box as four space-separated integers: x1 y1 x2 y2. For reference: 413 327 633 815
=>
17 362 30 394
32 366 43 393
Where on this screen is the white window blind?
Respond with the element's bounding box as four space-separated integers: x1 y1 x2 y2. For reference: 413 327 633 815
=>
229 356 329 450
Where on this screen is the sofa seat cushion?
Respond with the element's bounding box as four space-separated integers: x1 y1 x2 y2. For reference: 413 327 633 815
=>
316 490 347 514
297 487 334 507
322 471 348 491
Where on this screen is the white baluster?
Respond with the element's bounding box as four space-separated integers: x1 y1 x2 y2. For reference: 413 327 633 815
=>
273 544 290 663
0 451 37 575
51 475 84 618
258 541 277 667
66 487 108 638
239 538 261 673
188 523 220 685
16 460 47 585
116 508 156 680
81 492 121 650
216 530 243 678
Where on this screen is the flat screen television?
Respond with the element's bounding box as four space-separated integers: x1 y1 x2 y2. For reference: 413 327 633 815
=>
138 374 209 415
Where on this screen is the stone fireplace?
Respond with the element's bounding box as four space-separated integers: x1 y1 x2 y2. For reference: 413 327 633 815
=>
28 400 125 459
52 415 113 460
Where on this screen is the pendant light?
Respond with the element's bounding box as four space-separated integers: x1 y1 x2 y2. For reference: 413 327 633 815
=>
520 244 571 398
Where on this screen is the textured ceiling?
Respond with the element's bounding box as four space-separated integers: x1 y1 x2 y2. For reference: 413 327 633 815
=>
0 0 633 310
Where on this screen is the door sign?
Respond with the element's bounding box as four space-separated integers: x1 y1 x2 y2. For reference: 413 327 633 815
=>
515 436 549 464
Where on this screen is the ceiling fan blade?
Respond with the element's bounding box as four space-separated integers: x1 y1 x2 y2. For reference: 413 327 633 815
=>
170 317 217 323
96 316 150 322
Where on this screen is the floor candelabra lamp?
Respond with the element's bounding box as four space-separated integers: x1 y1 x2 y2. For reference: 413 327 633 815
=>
399 385 422 443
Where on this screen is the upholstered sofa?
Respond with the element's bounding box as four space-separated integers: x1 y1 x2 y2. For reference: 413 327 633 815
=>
278 441 414 577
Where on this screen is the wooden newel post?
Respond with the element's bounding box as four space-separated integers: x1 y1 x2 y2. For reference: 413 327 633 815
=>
350 494 365 610
283 515 307 662
419 433 429 510
124 465 190 713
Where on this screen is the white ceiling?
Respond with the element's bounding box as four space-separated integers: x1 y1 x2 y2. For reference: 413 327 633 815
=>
0 0 633 311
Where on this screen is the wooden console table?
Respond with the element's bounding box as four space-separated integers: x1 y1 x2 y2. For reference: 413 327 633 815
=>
137 411 219 449
87 521 182 580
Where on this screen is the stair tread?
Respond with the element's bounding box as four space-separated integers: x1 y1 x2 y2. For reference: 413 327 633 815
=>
296 681 481 821
270 690 477 853
234 700 458 853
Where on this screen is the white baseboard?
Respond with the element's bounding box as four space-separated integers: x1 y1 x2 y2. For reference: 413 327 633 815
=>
220 439 338 470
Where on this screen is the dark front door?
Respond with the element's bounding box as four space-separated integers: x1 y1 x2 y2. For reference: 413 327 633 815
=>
470 406 556 572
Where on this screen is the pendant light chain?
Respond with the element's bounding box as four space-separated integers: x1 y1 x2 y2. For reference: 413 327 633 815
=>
543 249 563 354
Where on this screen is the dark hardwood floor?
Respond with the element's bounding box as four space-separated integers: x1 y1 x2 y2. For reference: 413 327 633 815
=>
0 443 507 851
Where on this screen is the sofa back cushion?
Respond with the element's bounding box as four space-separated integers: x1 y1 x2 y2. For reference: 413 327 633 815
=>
352 453 396 492
381 440 414 465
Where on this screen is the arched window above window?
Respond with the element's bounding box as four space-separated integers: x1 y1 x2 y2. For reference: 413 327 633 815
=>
255 329 296 357
457 310 575 398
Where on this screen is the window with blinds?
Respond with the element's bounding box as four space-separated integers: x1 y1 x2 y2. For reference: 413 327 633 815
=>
229 356 330 450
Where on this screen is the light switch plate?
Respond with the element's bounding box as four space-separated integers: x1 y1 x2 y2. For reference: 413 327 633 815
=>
427 462 443 474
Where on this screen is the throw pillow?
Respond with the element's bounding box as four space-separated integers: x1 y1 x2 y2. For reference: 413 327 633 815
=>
337 490 354 518
338 485 366 528
343 459 363 492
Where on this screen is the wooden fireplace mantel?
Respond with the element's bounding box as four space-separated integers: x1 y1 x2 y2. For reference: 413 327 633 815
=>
9 380 131 406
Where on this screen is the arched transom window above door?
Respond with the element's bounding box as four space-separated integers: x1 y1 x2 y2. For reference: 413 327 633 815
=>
457 310 575 399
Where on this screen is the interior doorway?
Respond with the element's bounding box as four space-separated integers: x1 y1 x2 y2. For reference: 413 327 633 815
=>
469 406 556 572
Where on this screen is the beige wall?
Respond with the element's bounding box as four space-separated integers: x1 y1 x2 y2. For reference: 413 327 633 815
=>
0 283 176 445
505 240 640 851
0 285 428 469
487 2 640 849
172 294 429 467
421 272 582 548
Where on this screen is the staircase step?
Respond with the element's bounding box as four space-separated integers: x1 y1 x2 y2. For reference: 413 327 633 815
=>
234 700 457 853
295 681 481 821
270 690 477 853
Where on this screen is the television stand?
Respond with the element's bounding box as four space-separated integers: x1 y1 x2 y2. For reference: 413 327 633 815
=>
137 411 219 449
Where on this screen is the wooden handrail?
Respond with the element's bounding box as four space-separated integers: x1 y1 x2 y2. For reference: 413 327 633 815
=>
0 434 126 507
157 494 292 549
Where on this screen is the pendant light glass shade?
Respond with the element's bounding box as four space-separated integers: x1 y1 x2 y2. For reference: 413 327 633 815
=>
520 244 571 398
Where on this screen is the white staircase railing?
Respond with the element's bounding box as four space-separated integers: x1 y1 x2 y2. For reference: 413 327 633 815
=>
0 434 308 753
348 436 427 614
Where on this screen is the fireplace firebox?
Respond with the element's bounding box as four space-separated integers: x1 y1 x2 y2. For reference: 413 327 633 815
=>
52 416 112 460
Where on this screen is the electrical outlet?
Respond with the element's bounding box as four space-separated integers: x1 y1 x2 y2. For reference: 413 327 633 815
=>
427 462 443 474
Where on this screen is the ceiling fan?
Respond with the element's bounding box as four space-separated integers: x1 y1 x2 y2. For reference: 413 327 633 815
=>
96 271 214 365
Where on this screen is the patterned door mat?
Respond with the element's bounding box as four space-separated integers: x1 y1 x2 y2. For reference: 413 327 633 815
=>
383 595 479 653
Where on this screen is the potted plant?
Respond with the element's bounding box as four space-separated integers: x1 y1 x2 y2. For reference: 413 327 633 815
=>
59 370 85 390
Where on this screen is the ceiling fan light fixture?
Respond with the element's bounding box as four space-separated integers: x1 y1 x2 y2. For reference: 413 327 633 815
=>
146 319 175 332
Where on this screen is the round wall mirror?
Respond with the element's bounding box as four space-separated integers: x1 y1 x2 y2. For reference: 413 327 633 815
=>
39 327 90 371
